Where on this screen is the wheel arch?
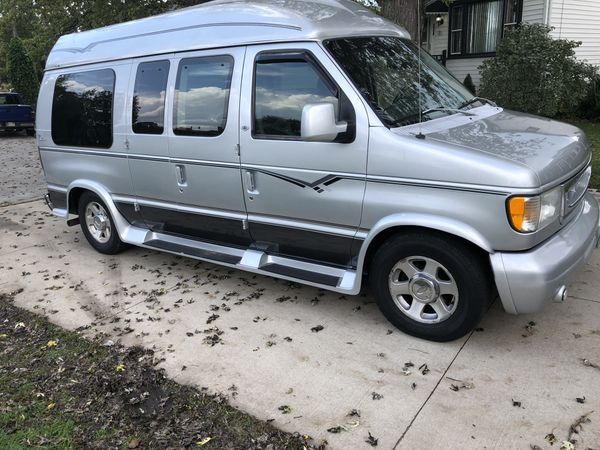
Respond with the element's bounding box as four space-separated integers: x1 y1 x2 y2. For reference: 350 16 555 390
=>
356 213 494 283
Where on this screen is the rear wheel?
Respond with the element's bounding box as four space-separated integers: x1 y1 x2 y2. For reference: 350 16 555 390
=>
369 231 491 342
78 192 127 254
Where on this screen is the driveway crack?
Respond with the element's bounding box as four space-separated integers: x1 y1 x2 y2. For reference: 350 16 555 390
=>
392 329 475 449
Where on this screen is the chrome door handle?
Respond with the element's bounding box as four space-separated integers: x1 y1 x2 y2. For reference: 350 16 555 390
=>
175 164 186 186
245 170 257 193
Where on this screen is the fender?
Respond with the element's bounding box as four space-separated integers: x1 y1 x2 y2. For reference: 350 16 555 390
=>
354 212 494 286
65 180 146 245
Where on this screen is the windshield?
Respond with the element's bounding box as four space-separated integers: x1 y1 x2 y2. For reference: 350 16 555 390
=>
0 93 21 105
324 36 474 127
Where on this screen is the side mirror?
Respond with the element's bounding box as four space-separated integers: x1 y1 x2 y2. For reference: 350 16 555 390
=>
301 103 347 142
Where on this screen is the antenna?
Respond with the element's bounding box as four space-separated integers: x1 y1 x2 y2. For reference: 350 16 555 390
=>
416 0 425 140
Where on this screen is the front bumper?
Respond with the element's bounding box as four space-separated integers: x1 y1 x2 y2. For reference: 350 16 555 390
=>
491 192 600 314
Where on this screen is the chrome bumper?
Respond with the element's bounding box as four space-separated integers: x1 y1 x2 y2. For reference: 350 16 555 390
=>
491 192 600 314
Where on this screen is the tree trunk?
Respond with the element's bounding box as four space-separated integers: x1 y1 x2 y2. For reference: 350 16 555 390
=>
379 0 423 42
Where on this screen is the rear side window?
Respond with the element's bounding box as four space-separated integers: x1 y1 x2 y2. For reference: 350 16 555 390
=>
253 54 339 138
52 69 115 148
173 55 233 137
132 60 169 135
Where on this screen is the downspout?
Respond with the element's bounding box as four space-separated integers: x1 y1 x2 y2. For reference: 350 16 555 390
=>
543 0 552 26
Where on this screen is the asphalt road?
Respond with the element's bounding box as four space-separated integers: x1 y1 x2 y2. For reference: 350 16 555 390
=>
1 135 599 449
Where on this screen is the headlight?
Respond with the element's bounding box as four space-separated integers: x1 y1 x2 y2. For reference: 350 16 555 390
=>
508 186 563 233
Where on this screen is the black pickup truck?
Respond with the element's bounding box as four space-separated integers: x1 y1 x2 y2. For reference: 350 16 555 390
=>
0 92 35 136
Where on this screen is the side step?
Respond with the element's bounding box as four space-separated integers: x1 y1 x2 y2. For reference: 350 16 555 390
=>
133 230 357 293
145 239 242 265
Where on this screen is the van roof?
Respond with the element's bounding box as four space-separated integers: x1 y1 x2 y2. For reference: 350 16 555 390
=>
45 0 408 71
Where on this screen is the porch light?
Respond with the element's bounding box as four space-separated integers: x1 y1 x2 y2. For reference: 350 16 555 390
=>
435 15 444 25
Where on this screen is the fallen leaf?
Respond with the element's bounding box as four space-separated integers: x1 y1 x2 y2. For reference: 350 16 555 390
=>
278 405 291 414
545 433 557 445
46 340 58 348
371 392 383 400
365 432 378 447
0 333 7 339
47 403 56 410
128 438 141 449
347 409 361 417
311 325 324 333
576 396 585 404
196 437 212 446
116 364 126 373
560 442 575 450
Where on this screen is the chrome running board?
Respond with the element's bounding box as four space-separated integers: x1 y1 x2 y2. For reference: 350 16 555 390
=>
128 227 357 293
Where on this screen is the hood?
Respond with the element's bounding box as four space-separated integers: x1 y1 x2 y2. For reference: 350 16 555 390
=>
424 108 590 187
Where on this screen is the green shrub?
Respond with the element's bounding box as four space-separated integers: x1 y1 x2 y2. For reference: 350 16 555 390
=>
463 74 476 95
479 23 597 118
6 37 39 106
577 75 600 121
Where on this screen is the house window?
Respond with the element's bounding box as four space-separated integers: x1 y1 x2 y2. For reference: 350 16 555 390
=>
504 0 521 30
450 6 463 55
449 0 522 57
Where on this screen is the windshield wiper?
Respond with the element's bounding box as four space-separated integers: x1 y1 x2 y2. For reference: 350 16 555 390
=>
389 107 473 127
458 96 497 110
421 107 475 116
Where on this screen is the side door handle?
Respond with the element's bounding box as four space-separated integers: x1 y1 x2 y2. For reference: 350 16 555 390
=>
245 170 258 195
175 164 187 187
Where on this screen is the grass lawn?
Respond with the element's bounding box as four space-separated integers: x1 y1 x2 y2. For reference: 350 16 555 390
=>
0 292 324 450
569 120 600 189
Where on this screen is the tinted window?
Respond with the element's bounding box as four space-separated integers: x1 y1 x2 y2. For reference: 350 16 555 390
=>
52 69 114 148
173 55 233 137
132 60 169 134
0 93 21 105
254 57 338 137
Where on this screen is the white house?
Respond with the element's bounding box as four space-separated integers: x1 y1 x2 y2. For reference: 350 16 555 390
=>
423 0 600 88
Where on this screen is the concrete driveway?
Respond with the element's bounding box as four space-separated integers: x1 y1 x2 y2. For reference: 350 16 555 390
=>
1 137 600 449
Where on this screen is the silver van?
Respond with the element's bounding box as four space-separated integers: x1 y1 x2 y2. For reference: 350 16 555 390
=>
38 0 600 341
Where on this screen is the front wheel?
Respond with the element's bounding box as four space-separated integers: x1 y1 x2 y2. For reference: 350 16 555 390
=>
78 192 127 255
369 232 491 342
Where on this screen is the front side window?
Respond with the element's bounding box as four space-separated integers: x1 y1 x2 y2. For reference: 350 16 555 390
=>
324 37 473 128
132 60 169 135
173 55 233 137
253 53 339 138
52 69 114 148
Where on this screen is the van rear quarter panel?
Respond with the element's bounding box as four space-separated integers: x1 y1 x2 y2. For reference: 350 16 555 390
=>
38 61 134 201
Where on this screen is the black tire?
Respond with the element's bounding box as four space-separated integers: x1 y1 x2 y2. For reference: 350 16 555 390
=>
369 231 491 342
78 191 127 255
26 129 35 137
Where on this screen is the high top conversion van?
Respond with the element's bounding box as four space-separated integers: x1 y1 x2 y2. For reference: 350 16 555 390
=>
38 0 600 341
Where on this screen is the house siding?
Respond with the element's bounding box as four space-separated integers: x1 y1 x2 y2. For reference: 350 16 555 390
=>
428 17 449 57
522 0 545 23
446 57 490 87
549 0 600 66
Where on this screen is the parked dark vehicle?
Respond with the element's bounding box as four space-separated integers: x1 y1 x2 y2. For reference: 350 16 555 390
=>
0 92 35 136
